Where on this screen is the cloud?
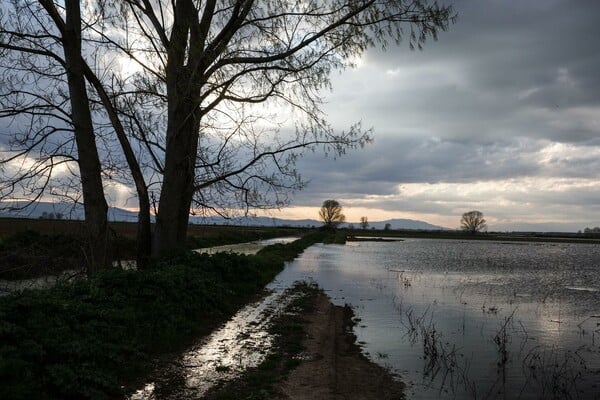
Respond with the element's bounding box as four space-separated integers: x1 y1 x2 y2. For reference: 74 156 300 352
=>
2 0 599 232
278 1 600 231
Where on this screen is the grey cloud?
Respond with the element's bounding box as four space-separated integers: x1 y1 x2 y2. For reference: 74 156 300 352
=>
324 0 600 144
291 0 600 226
292 136 546 204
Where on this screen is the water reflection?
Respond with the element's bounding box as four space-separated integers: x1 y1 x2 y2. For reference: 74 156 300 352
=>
274 239 600 399
130 238 600 399
194 236 299 255
0 269 81 295
129 282 301 399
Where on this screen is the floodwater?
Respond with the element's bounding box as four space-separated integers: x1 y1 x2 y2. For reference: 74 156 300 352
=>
128 236 301 399
128 288 301 399
194 236 299 255
274 239 600 400
0 269 81 295
129 237 600 399
0 237 299 296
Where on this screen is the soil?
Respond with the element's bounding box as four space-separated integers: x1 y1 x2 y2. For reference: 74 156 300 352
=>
277 293 405 400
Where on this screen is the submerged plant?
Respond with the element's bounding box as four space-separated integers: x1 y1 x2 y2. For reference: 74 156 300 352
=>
493 309 517 367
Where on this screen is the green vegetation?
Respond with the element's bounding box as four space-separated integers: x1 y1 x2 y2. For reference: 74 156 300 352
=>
0 230 87 279
205 282 320 400
0 224 303 280
322 229 347 245
0 231 327 400
0 229 140 280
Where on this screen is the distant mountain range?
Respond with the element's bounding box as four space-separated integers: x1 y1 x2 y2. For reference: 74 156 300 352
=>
0 201 448 230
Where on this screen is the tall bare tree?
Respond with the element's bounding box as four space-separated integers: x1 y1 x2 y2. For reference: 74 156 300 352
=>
96 0 455 256
2 1 455 261
0 1 153 269
0 0 113 273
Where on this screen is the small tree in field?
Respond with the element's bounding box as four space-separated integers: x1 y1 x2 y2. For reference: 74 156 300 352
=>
360 216 369 230
461 211 487 233
319 200 346 229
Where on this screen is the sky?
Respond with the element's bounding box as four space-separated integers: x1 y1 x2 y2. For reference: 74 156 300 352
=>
270 0 600 231
2 1 599 232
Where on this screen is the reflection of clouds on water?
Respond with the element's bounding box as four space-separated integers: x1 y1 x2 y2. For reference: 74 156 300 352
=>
129 238 600 399
195 236 299 255
129 288 299 399
279 239 600 400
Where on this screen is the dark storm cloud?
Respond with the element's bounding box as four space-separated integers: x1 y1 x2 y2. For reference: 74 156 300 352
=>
324 0 600 142
288 0 600 230
293 136 544 204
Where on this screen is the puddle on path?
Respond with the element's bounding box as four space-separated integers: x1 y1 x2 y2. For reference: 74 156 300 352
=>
194 236 299 255
128 284 301 399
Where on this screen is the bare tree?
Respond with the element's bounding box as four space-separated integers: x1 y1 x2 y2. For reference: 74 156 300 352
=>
96 0 455 256
0 0 112 273
0 1 153 269
360 216 369 230
1 0 455 260
460 210 487 234
319 199 345 229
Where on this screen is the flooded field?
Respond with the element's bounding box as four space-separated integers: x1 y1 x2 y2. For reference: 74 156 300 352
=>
130 238 600 399
0 269 80 295
274 239 600 399
0 237 300 296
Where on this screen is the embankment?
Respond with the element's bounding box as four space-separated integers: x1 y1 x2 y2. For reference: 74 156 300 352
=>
0 231 328 399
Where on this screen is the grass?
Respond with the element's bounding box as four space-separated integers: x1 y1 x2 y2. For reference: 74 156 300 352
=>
0 230 90 279
0 231 329 400
0 217 305 240
0 224 303 280
322 229 347 244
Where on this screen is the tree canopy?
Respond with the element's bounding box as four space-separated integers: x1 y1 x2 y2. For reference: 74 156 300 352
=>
460 210 487 233
0 0 455 268
319 200 345 228
360 216 369 230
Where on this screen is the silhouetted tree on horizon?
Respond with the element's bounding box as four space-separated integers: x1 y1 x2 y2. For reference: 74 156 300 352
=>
461 210 487 233
319 200 346 229
360 216 369 230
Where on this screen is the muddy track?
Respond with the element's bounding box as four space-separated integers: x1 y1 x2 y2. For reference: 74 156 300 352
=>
277 293 405 400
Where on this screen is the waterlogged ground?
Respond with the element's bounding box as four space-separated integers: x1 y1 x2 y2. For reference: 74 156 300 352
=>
129 289 296 399
195 236 299 255
0 237 300 296
273 239 600 400
0 269 81 295
128 236 301 399
128 237 600 399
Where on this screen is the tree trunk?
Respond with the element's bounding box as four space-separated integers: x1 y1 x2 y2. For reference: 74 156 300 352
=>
63 0 110 274
136 195 152 268
81 64 152 268
152 103 199 256
152 0 202 257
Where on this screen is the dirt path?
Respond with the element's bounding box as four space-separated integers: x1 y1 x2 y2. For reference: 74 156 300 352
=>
277 293 405 400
